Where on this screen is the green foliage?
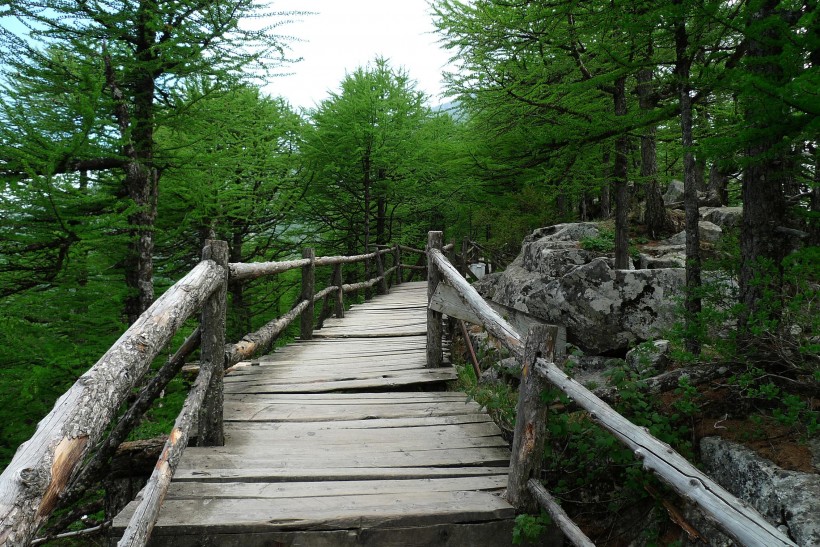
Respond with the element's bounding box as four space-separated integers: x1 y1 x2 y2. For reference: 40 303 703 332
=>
580 228 616 254
512 512 552 544
455 363 517 431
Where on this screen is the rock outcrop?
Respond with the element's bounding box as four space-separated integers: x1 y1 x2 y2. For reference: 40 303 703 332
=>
686 438 820 546
479 223 685 354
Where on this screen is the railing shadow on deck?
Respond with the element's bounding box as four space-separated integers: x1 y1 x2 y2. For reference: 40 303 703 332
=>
0 240 437 547
423 230 796 547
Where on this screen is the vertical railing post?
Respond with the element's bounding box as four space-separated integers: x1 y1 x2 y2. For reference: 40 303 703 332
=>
507 324 558 511
333 263 344 318
460 236 470 278
394 244 402 286
300 247 315 340
426 231 443 368
376 250 388 295
198 239 228 447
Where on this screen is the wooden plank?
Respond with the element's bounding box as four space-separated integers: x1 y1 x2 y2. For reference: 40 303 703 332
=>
114 490 515 533
222 401 489 422
222 422 505 443
172 466 511 483
110 521 526 547
166 476 508 500
222 372 457 394
221 414 496 430
175 447 511 469
223 392 470 403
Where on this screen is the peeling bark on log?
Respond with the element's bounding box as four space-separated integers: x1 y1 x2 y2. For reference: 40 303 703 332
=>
0 260 225 547
532 358 796 547
507 326 557 512
228 258 311 281
528 479 595 547
225 299 310 367
197 240 228 447
341 275 384 293
118 355 218 547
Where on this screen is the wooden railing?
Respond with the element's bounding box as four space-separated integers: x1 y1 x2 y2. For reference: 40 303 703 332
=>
0 240 427 547
423 231 796 547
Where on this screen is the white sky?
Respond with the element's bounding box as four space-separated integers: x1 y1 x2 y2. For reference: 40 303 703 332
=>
266 0 454 110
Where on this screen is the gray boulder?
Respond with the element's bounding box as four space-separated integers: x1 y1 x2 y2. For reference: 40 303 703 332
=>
700 206 743 229
696 437 820 547
663 221 723 246
481 224 690 354
663 179 685 205
625 340 671 374
493 256 684 354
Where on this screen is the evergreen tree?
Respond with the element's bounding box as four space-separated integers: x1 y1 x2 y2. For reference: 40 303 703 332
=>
0 0 297 322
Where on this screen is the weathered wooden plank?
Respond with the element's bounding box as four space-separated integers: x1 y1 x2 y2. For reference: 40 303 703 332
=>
175 446 511 469
172 466 510 483
222 401 489 422
203 433 508 454
223 392 469 403
221 414 496 430
110 520 527 547
222 372 457 394
114 490 514 533
166 476 508 500
222 422 505 442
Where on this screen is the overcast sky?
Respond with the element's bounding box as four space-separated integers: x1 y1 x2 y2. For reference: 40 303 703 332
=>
267 0 454 110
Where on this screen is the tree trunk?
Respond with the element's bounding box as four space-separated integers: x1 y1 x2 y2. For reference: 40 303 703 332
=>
229 231 251 338
676 2 702 355
738 0 788 338
707 161 729 207
637 55 669 239
363 152 372 299
613 76 630 269
600 148 611 219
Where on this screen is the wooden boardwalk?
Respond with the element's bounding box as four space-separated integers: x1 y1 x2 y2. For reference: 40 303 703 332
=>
113 282 520 546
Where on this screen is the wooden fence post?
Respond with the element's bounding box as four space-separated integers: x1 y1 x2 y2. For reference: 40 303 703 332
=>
507 324 558 511
426 231 444 368
197 239 229 447
394 245 402 286
460 236 470 278
376 251 388 295
333 263 344 318
300 248 315 340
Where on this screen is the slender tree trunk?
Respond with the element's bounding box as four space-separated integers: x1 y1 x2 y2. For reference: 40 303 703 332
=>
111 0 162 324
675 1 702 355
600 148 611 219
738 0 788 338
637 54 669 239
613 76 630 269
377 196 386 245
363 152 372 297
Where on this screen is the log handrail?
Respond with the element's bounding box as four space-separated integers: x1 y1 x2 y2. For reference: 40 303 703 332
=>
0 259 226 546
423 232 796 547
1 237 428 547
